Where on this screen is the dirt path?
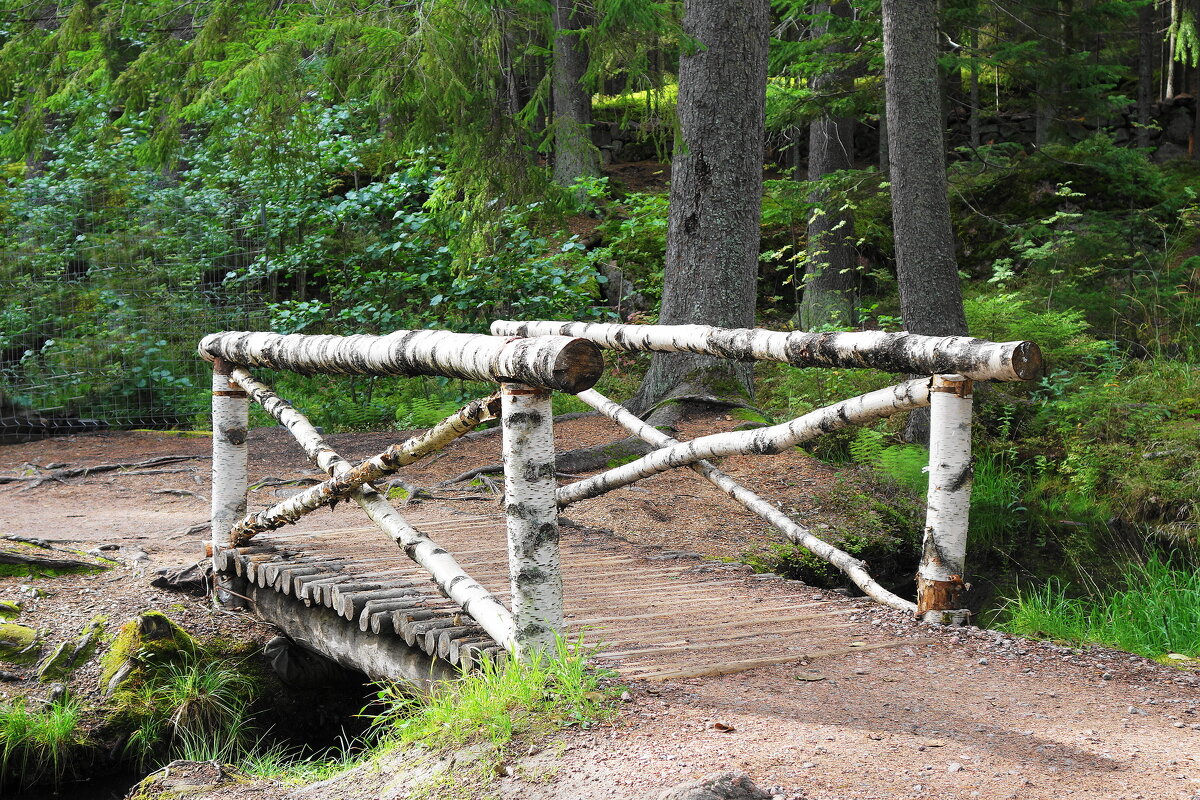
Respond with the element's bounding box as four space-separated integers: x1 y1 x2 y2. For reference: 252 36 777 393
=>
2 424 1198 800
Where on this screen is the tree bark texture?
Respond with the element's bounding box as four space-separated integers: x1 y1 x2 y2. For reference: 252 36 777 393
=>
880 0 967 341
223 369 516 649
492 321 1043 382
576 388 917 613
881 0 968 443
559 379 932 506
801 1 858 331
198 330 603 394
916 375 974 624
627 0 770 414
502 383 563 655
210 359 248 607
1138 2 1154 149
229 383 502 544
552 0 601 190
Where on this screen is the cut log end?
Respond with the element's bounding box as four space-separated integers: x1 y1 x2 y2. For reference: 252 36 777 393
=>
1010 340 1044 381
549 338 604 393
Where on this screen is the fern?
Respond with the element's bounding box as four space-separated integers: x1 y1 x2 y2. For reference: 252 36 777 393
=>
848 427 886 467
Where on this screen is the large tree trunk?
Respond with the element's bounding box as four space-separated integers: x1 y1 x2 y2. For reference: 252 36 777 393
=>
552 0 600 191
880 0 968 443
628 0 770 415
1139 2 1154 149
800 0 858 331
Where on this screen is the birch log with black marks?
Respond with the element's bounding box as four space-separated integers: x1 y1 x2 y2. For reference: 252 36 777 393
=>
558 380 932 507
229 384 501 544
576 389 917 613
502 383 563 655
491 321 1042 382
198 330 603 393
917 374 974 624
225 369 515 649
210 359 248 607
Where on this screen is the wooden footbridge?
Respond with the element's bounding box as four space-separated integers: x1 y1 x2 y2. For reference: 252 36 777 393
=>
202 322 1041 684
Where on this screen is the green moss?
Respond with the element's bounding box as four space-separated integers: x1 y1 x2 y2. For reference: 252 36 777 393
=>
0 601 20 620
0 623 42 665
98 612 197 693
36 617 105 682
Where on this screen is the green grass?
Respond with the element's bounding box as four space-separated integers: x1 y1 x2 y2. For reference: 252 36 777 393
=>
997 551 1200 659
364 637 617 795
0 695 84 791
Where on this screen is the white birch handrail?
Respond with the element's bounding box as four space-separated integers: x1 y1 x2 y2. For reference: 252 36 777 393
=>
490 320 1042 382
228 379 502 544
220 367 517 649
200 329 603 393
575 389 918 614
556 380 931 507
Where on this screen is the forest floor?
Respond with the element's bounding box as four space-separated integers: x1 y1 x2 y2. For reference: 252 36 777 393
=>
2 414 1199 800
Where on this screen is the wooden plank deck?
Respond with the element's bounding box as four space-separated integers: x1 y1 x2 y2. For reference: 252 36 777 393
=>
216 510 868 680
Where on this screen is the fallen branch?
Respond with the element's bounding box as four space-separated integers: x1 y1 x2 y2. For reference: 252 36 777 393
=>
0 455 206 488
434 464 505 488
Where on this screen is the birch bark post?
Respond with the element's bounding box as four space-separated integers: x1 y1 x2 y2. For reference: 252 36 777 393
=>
917 374 974 624
501 383 563 656
210 358 248 608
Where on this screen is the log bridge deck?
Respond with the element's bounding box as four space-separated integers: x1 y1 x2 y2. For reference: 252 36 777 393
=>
216 510 874 684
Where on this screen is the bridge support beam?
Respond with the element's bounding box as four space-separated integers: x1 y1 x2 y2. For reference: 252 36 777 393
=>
917 374 974 624
502 383 563 656
210 358 248 608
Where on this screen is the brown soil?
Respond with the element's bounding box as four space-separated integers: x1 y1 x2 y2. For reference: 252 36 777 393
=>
2 416 1198 800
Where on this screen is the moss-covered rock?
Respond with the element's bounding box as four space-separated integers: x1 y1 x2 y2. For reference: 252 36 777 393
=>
99 611 196 695
0 622 42 665
0 600 20 620
125 760 249 800
36 617 105 682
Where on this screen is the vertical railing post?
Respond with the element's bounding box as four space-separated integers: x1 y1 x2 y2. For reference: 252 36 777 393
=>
501 382 563 656
917 373 974 624
210 358 249 608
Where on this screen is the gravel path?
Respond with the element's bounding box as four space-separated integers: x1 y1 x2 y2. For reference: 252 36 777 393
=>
1 425 1197 800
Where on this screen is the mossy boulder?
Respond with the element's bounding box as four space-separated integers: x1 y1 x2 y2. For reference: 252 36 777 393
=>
36 617 105 682
0 621 42 665
99 611 196 695
0 600 20 620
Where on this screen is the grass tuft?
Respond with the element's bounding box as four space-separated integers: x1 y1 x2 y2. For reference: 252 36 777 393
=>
0 695 83 791
997 551 1200 658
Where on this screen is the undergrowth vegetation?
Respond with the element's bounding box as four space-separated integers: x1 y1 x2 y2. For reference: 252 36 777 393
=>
0 694 84 792
369 639 618 794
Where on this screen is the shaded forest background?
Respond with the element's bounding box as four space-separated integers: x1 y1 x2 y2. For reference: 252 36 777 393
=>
1 0 1199 634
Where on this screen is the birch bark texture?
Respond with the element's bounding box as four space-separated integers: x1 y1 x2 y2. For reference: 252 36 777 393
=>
501 383 563 655
229 387 501 544
576 389 917 613
626 0 769 413
210 359 248 607
199 330 602 393
558 380 931 506
225 369 516 649
917 374 974 624
492 320 1041 382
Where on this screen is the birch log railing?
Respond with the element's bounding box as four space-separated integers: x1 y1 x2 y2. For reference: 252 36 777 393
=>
201 330 603 658
492 321 1043 623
